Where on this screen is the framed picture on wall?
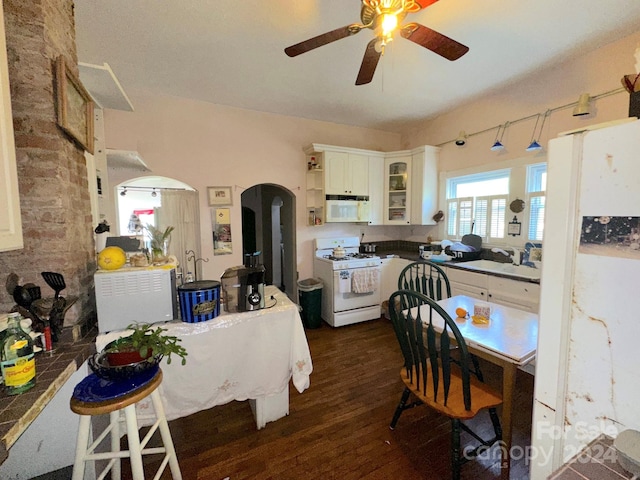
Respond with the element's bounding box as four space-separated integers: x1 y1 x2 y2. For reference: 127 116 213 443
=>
207 186 233 206
55 55 95 154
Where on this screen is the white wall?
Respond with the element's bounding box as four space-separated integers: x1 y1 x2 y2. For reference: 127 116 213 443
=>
399 30 640 248
103 96 403 282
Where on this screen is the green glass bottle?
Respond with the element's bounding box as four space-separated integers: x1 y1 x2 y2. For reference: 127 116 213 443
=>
1 312 36 395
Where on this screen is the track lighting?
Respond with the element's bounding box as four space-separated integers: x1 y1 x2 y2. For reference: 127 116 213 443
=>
455 131 467 146
120 187 127 196
490 122 508 151
572 93 591 116
526 111 549 152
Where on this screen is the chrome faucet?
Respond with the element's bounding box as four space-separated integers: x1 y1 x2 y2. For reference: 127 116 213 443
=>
511 248 521 266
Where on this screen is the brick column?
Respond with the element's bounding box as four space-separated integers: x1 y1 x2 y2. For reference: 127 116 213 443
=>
0 0 95 327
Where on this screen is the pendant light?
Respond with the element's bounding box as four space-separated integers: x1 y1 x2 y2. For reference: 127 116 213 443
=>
526 111 549 152
490 121 509 151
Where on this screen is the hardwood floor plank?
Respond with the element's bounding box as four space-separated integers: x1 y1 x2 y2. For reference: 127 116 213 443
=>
120 317 534 480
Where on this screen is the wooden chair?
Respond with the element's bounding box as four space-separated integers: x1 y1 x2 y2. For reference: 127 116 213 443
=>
388 290 503 480
398 260 451 301
397 260 486 379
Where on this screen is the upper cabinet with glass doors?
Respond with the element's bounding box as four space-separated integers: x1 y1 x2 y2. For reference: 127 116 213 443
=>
384 154 411 224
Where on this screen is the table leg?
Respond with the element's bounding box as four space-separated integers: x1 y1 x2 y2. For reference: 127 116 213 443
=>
500 363 517 480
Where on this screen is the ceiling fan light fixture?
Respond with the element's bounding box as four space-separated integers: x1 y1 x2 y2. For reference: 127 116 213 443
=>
380 13 398 36
573 93 591 116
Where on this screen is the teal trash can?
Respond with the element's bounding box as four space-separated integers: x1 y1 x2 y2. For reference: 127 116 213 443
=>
298 278 323 329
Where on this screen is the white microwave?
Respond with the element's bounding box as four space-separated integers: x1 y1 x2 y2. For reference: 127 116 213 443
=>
325 200 370 223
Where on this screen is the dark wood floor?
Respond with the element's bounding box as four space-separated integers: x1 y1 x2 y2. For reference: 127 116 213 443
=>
130 317 535 480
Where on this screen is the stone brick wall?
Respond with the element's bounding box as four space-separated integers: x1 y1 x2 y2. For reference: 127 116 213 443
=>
0 0 96 326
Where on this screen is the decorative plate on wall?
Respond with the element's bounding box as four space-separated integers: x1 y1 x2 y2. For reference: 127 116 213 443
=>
510 199 525 213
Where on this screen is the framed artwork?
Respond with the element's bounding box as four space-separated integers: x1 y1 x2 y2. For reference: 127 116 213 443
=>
212 208 232 255
208 186 233 206
55 56 94 154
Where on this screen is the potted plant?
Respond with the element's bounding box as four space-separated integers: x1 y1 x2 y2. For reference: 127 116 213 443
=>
105 323 188 366
145 224 174 264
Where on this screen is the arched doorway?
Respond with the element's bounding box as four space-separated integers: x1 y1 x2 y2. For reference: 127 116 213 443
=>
114 176 201 279
241 184 297 300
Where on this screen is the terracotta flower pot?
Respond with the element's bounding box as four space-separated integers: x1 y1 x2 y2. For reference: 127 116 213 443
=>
104 338 152 366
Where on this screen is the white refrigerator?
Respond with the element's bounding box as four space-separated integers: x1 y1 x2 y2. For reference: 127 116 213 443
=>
530 118 640 479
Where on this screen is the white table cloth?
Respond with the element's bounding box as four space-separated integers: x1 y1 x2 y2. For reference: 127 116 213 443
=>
96 286 313 428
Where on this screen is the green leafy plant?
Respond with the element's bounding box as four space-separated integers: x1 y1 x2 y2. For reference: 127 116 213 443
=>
145 224 174 258
107 323 188 365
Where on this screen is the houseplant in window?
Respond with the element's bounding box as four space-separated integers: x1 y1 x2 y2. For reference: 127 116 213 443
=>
89 323 187 380
145 224 174 264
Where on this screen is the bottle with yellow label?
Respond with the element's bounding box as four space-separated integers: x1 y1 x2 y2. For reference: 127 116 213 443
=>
1 312 35 395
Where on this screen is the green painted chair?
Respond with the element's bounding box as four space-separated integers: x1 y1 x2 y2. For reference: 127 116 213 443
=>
388 289 503 480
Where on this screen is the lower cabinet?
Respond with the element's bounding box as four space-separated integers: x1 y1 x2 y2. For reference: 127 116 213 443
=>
446 266 540 312
380 257 411 304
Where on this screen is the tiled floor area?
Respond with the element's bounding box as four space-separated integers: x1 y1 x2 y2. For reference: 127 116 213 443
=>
548 435 637 480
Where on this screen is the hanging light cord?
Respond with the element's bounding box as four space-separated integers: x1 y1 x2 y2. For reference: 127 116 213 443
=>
437 86 625 147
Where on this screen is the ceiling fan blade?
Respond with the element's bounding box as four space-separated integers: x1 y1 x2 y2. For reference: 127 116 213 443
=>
355 38 382 86
285 24 363 57
414 0 439 9
400 23 469 61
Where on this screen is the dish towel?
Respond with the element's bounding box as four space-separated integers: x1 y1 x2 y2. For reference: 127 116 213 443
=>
338 270 351 293
351 267 379 294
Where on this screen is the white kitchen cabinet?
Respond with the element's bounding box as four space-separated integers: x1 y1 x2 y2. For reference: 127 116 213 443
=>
487 275 540 312
0 3 23 252
446 267 489 300
446 265 540 311
410 146 439 225
368 154 384 225
324 150 369 196
383 153 411 225
380 257 411 304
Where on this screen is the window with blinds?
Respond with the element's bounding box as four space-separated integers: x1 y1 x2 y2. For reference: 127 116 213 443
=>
527 163 547 241
446 169 510 241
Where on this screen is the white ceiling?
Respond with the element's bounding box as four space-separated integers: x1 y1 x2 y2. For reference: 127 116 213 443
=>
74 0 640 133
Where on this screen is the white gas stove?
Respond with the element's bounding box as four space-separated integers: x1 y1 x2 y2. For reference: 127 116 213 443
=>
313 237 382 327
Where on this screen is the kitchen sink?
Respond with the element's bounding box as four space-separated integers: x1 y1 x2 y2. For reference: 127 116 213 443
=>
456 259 541 280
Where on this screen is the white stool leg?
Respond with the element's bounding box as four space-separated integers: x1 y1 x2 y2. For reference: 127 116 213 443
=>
150 389 182 480
123 404 145 480
72 415 91 480
110 410 122 480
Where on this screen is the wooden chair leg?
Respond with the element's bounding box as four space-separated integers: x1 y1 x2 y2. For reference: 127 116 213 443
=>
451 418 461 480
390 387 411 429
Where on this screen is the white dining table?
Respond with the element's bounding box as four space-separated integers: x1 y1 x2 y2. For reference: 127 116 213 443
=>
96 285 313 429
432 295 538 480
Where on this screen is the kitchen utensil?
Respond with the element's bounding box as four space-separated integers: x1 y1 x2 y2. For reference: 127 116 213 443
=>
24 283 41 301
5 272 18 296
41 272 66 299
12 285 32 308
461 233 482 251
332 246 346 258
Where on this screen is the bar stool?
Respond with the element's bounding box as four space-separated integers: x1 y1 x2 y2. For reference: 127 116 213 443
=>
70 367 182 480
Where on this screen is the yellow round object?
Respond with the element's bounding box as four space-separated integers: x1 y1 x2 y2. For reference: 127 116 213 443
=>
97 246 127 270
455 307 468 318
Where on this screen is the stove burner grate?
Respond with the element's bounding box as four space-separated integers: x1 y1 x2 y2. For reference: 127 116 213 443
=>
322 253 374 261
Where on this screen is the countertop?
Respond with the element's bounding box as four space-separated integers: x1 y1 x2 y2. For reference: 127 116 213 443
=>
0 321 97 464
375 243 540 284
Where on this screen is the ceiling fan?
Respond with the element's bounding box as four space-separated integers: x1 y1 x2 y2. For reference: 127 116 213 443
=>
284 0 469 86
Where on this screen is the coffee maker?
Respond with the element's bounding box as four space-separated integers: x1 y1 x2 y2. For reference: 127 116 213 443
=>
220 252 266 312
